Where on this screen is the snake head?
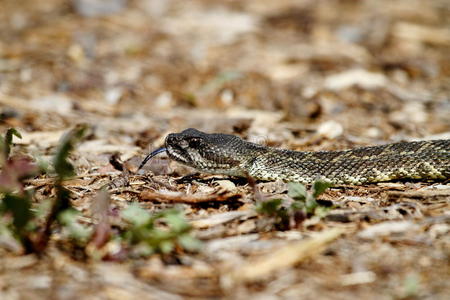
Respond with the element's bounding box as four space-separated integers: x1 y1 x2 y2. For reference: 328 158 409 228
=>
164 128 248 176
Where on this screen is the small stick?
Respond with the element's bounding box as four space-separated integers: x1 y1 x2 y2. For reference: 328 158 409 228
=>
139 190 241 203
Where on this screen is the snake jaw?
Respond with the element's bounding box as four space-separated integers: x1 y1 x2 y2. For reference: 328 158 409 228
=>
165 134 193 165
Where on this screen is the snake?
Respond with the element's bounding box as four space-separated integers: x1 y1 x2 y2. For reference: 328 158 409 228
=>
138 128 450 185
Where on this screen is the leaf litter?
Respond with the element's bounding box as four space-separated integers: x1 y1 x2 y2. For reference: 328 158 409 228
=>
0 0 449 299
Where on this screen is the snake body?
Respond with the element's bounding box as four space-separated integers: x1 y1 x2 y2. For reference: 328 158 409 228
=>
143 128 450 185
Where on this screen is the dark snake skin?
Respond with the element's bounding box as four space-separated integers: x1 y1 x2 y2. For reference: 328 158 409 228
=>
142 128 450 185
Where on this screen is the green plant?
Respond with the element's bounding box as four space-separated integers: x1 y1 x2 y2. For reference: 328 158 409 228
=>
36 125 89 251
0 126 88 253
288 180 332 217
0 128 38 252
256 180 332 230
122 204 201 256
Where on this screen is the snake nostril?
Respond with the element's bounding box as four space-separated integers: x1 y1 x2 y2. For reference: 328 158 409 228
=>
166 134 176 145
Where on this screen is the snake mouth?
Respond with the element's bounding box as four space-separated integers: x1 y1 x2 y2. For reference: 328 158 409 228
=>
137 132 192 171
166 145 191 164
164 133 193 165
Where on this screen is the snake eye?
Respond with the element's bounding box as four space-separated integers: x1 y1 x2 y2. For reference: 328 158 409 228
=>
188 137 202 148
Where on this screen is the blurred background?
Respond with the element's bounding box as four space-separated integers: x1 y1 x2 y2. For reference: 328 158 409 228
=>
1 0 449 155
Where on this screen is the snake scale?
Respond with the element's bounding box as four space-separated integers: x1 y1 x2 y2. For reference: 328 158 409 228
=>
139 128 450 185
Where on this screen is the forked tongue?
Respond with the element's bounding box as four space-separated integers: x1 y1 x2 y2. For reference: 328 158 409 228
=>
137 147 167 171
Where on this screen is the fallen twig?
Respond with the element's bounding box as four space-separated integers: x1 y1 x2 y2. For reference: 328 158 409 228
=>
139 190 241 203
223 228 344 283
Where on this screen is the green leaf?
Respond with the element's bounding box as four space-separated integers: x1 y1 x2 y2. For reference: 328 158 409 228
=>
3 128 22 159
3 193 32 231
287 182 307 201
312 180 332 198
159 240 174 254
33 199 52 220
0 222 23 253
290 201 304 211
58 208 79 224
163 210 190 232
122 204 151 227
402 274 420 298
53 124 88 180
58 208 92 242
178 234 202 251
149 228 171 241
305 197 319 214
256 198 283 215
313 206 330 218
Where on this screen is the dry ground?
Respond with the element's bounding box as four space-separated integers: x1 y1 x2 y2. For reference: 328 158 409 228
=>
0 0 449 299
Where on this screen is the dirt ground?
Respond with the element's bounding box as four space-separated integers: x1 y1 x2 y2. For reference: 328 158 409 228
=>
0 0 449 299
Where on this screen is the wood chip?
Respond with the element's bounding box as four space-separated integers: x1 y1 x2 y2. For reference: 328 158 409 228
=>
224 228 344 283
358 221 419 239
